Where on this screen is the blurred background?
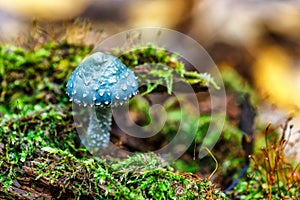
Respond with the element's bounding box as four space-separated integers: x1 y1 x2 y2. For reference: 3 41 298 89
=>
1 0 300 158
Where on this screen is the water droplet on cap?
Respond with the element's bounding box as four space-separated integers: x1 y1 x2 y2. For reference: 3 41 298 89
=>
99 89 105 96
108 77 117 83
84 80 90 85
121 85 127 91
93 85 99 90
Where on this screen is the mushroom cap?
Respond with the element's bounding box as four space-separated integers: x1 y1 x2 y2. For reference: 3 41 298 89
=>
66 52 138 107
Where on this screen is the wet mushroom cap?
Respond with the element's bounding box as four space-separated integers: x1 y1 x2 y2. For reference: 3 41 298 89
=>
66 52 139 106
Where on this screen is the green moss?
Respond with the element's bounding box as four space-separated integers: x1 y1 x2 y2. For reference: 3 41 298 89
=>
0 41 92 116
117 45 218 95
0 109 227 199
220 66 257 104
0 42 216 116
0 40 227 199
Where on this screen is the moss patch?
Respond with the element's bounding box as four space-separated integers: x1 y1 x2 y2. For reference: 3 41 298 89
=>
0 40 227 199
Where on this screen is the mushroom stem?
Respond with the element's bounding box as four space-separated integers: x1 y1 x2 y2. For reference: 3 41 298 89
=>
84 106 112 152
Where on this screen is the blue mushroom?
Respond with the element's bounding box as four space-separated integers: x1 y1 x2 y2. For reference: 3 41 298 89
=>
66 52 138 152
